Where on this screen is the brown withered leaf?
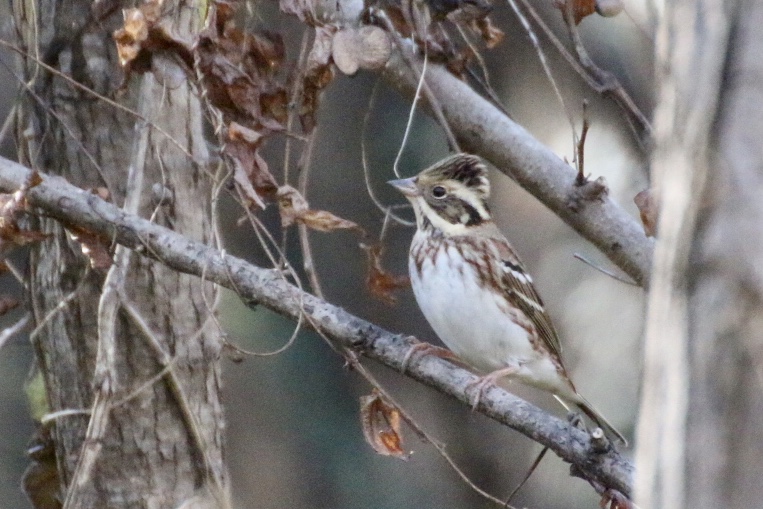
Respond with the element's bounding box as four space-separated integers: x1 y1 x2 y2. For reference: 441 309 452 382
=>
225 122 279 209
196 2 288 127
113 0 193 75
555 0 595 24
362 243 409 305
67 226 113 270
634 188 658 237
359 391 408 460
0 296 20 316
472 16 504 49
302 26 336 132
277 185 362 232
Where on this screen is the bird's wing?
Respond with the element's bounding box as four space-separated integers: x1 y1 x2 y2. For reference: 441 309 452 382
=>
493 239 565 361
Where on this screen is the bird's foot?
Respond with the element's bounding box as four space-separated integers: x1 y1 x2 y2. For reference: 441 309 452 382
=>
465 366 519 410
400 341 458 373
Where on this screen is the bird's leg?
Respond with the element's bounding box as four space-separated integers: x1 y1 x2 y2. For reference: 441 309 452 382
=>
400 340 460 374
466 365 520 410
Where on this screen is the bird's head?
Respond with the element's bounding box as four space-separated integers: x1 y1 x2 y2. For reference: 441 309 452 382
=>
388 153 492 234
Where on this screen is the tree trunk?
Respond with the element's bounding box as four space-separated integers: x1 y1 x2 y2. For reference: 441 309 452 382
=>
636 0 763 507
15 0 227 506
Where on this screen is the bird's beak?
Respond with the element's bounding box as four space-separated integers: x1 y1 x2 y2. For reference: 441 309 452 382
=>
387 177 419 198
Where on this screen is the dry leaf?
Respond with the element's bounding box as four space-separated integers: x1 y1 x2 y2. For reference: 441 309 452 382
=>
332 26 391 75
67 226 113 270
472 16 504 49
555 0 595 24
363 243 409 305
113 0 193 75
225 122 279 209
634 188 658 237
359 391 408 459
277 185 361 232
302 26 336 132
196 2 288 126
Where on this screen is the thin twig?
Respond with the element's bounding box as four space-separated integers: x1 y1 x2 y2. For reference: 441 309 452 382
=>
0 312 31 352
393 49 429 179
515 0 652 142
296 132 324 298
573 253 638 286
505 0 579 150
558 0 652 139
373 9 460 151
575 100 590 185
505 446 548 505
360 80 414 226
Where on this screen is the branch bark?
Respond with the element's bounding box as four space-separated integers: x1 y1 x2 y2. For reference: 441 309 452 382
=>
0 155 634 498
381 51 654 286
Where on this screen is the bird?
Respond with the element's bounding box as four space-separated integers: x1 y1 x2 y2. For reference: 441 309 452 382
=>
388 153 626 445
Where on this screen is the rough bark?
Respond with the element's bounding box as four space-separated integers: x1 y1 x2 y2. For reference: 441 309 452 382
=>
14 1 226 507
687 0 763 507
636 0 763 507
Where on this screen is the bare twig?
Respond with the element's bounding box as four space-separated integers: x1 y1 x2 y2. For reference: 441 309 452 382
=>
558 0 652 139
505 0 579 148
575 100 590 185
505 446 549 505
0 312 31 352
361 81 414 226
573 253 638 286
0 158 635 498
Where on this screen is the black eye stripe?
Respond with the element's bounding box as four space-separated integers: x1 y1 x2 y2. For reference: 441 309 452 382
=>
428 197 485 226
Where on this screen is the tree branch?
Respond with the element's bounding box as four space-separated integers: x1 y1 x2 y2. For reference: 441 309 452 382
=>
0 155 634 498
381 50 654 286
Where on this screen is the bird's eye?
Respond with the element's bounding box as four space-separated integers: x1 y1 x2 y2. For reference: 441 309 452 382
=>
432 186 447 198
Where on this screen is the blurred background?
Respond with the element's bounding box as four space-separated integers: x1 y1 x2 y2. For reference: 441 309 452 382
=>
0 0 651 507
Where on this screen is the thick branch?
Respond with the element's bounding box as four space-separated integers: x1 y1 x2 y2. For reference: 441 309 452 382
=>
0 156 633 497
382 53 654 286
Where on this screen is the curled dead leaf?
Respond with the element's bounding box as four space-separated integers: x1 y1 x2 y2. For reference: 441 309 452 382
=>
472 16 504 49
634 188 658 237
362 243 409 305
225 122 279 209
332 26 391 75
302 26 336 132
113 0 193 74
277 185 362 233
359 391 408 460
67 226 113 271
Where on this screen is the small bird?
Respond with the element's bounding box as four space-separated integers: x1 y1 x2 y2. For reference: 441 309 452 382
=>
389 153 626 445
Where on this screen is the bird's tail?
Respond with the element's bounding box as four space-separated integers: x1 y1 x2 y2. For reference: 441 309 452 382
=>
574 396 628 446
553 394 627 446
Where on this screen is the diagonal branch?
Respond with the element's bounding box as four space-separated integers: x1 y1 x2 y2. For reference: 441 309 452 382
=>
0 156 634 498
382 51 654 286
